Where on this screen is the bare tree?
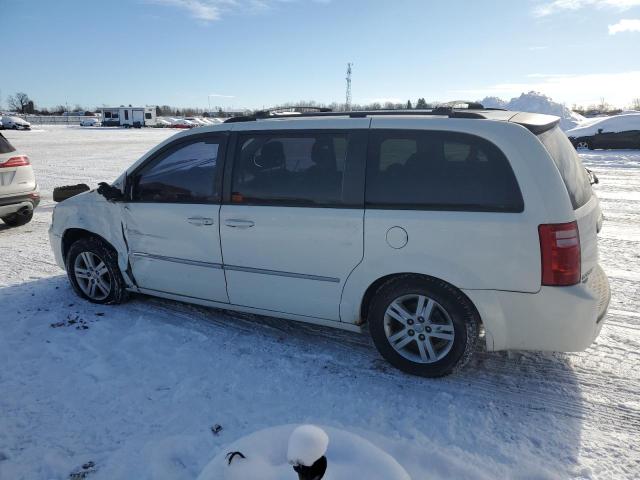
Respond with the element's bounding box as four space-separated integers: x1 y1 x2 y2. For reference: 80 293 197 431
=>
632 98 640 110
7 92 31 113
598 97 610 113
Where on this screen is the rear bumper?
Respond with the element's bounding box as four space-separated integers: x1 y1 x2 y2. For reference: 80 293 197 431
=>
464 264 610 352
0 190 40 217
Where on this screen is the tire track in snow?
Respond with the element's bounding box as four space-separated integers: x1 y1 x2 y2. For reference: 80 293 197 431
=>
131 298 640 433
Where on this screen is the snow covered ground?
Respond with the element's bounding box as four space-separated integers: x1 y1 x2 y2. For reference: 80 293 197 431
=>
1 126 639 479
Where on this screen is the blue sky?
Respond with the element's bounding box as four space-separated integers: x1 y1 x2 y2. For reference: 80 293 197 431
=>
2 0 640 110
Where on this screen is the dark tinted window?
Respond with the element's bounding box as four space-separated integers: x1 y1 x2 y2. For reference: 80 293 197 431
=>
538 127 592 209
0 133 16 154
124 110 129 120
145 112 152 120
366 130 524 212
231 133 349 206
104 112 112 119
133 138 221 203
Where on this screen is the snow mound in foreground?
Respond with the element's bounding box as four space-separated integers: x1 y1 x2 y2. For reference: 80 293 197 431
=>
481 92 584 130
197 424 410 480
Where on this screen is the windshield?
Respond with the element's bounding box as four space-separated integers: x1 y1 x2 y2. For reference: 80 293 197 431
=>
0 133 16 154
538 126 592 209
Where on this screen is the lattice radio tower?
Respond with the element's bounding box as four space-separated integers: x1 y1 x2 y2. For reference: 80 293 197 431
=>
345 63 353 111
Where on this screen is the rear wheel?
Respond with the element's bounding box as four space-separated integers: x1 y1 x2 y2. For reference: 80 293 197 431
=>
66 237 128 304
576 140 591 150
368 275 479 377
2 208 33 226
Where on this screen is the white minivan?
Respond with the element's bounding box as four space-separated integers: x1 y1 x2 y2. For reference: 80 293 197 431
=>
49 108 610 377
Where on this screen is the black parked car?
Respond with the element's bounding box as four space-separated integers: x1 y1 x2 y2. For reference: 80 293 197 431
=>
566 114 640 150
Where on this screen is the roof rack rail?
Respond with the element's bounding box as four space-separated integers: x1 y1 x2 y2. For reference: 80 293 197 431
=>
225 106 333 123
224 106 491 123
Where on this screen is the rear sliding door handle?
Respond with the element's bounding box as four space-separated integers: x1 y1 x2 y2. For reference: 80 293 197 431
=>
187 216 214 226
224 219 255 228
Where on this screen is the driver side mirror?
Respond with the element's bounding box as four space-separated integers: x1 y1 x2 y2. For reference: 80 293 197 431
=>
597 128 603 134
97 182 125 202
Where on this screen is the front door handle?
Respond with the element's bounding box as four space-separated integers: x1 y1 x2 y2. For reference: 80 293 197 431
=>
224 219 255 228
187 216 214 226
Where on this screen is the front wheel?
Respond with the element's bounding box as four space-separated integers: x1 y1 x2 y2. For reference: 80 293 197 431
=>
66 237 128 304
576 140 591 150
368 276 479 377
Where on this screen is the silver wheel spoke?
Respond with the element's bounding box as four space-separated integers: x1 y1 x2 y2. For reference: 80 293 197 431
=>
423 337 436 360
417 339 429 362
80 252 95 269
430 331 454 341
95 277 110 295
75 268 91 279
387 301 412 324
95 262 108 276
394 335 414 350
388 329 408 343
422 299 434 321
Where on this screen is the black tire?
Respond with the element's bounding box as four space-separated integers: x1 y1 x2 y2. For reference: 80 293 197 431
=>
66 236 128 304
368 275 479 377
53 184 90 202
2 208 33 226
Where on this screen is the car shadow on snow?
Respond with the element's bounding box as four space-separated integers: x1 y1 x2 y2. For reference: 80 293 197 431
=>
0 275 587 478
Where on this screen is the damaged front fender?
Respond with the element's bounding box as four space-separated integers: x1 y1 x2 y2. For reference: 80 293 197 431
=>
50 190 134 287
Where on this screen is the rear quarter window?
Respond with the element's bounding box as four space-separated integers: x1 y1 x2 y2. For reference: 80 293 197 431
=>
366 130 524 212
537 127 592 209
0 133 16 154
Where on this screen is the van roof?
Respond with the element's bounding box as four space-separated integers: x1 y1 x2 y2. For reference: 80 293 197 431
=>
225 109 560 135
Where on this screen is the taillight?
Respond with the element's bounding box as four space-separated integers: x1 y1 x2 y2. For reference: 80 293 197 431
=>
538 221 581 286
0 155 30 168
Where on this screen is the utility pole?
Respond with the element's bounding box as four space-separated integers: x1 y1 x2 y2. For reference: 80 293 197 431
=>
345 63 353 112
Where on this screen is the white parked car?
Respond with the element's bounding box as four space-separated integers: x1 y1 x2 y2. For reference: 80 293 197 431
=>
79 117 100 127
0 133 39 226
48 108 610 377
1 116 31 130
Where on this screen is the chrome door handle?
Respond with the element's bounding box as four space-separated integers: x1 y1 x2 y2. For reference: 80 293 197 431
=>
224 219 255 228
187 216 214 226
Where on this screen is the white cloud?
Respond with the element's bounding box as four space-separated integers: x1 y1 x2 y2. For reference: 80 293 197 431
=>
452 71 640 107
149 0 328 22
534 0 640 17
608 18 640 33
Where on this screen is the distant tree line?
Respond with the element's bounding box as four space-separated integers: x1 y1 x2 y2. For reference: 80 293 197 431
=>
4 91 640 117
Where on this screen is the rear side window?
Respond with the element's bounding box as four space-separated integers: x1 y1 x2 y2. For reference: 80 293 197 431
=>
538 127 592 209
132 138 222 203
231 132 352 206
0 133 16 154
366 130 524 212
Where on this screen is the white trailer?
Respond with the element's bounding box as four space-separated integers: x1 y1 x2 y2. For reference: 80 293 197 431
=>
100 107 156 127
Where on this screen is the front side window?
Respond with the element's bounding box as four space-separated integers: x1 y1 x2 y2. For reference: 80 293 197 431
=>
104 111 112 119
366 130 524 212
132 138 222 203
145 112 152 120
231 133 349 206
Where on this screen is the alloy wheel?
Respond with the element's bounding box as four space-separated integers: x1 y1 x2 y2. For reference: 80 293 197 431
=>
383 293 455 364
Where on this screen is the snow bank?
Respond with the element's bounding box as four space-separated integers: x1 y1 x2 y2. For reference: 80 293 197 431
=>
480 92 585 130
197 425 410 480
